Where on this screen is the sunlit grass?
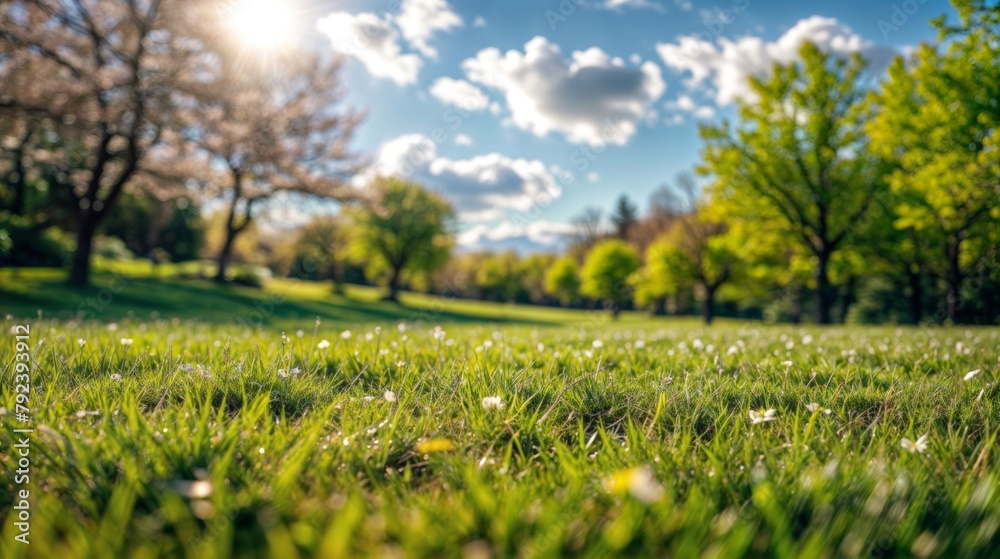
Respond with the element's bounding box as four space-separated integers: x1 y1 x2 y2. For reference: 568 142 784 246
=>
1 303 998 557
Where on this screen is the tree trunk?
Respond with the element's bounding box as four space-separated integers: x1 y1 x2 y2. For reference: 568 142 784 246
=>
383 266 403 302
945 238 962 323
702 285 716 325
69 210 98 288
815 251 833 325
790 286 804 325
838 275 856 324
215 229 235 283
651 296 667 316
608 301 621 320
907 270 923 325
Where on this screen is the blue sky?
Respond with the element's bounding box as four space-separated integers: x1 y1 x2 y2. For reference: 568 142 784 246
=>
278 0 955 252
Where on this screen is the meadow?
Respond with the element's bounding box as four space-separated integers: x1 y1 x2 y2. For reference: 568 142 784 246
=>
1 268 999 558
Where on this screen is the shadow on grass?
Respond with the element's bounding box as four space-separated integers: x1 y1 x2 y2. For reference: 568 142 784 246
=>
0 271 551 327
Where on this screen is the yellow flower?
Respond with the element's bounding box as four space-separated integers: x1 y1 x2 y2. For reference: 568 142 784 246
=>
603 466 664 504
416 438 454 454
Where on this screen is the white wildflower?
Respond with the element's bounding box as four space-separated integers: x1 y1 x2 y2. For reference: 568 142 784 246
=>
481 396 504 410
749 409 777 425
901 434 929 454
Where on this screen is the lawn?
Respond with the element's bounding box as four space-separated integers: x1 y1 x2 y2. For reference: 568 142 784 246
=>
1 269 999 558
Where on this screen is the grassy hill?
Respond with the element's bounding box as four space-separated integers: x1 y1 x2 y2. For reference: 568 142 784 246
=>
0 265 636 330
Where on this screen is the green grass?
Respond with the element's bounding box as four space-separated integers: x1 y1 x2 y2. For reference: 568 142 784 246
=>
1 268 999 558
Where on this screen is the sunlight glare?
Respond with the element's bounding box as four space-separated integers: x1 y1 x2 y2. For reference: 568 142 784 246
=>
228 0 296 53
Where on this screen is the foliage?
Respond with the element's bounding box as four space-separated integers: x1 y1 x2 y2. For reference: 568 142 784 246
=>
0 211 71 267
347 178 456 301
610 194 639 240
700 43 888 324
580 239 640 315
544 256 583 306
867 25 1000 322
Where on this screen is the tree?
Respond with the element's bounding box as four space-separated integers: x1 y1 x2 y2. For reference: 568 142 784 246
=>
610 194 638 240
700 43 885 324
476 251 523 302
291 216 348 293
867 12 1000 322
348 178 456 302
0 1 198 287
569 207 606 259
184 50 364 283
638 175 740 325
545 256 582 307
580 239 640 318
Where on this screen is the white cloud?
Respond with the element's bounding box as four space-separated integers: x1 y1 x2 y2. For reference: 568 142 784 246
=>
458 220 577 250
429 77 489 110
316 13 421 85
461 37 666 145
656 16 896 105
586 172 600 182
664 94 716 122
396 0 463 59
674 0 693 11
454 133 474 146
362 134 562 222
472 16 487 27
600 0 666 12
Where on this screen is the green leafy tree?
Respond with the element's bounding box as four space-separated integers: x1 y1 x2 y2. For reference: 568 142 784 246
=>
700 43 886 324
545 256 582 307
867 12 1000 322
644 214 739 325
580 239 640 318
476 251 524 302
348 178 456 302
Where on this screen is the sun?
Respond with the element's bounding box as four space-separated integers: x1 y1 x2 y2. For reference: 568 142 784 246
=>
227 0 297 53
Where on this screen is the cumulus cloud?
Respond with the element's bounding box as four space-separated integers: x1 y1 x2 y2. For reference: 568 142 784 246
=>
454 133 474 146
396 0 462 59
458 220 577 251
316 13 421 85
461 37 666 145
429 77 489 110
361 134 562 222
656 16 897 105
317 0 461 84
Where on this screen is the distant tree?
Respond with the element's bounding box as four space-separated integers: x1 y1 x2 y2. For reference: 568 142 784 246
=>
610 195 639 240
185 52 364 283
0 0 199 286
569 207 605 258
545 256 582 307
580 239 640 318
867 19 1000 322
348 178 456 302
290 216 347 292
519 254 557 304
476 251 523 302
700 43 886 324
638 176 740 324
